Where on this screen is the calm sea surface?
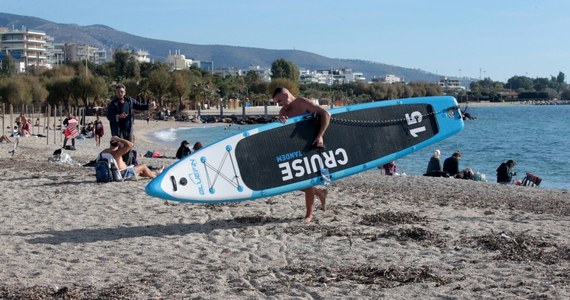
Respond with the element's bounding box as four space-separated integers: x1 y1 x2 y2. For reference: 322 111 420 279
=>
149 105 570 190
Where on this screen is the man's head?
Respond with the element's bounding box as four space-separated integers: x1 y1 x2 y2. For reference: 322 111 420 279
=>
452 151 461 159
115 83 126 100
272 87 290 106
507 159 516 167
110 140 120 148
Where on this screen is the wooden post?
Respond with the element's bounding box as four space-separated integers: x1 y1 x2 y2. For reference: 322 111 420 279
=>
9 104 13 136
1 103 4 136
43 103 47 134
46 105 50 145
59 105 63 144
30 104 36 135
53 105 57 145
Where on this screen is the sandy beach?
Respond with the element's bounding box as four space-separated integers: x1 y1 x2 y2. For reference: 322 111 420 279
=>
0 116 568 299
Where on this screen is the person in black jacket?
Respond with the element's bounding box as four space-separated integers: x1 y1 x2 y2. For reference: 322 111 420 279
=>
443 151 462 177
106 83 155 141
497 160 517 184
107 83 155 164
175 140 191 159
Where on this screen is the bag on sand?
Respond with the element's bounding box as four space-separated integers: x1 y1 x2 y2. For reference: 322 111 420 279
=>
95 154 122 183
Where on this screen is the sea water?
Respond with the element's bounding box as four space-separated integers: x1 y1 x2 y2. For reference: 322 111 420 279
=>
149 105 570 190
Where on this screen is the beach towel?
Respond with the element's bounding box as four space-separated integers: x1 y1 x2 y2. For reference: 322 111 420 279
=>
64 118 79 139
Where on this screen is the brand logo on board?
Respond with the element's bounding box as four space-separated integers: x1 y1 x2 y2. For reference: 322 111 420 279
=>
276 148 348 182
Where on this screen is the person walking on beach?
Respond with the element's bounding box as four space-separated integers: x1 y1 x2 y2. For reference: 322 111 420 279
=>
272 86 331 222
107 83 156 163
62 113 79 150
443 151 462 177
94 115 104 147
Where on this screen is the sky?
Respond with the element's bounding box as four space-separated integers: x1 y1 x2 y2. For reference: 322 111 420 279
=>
2 0 570 82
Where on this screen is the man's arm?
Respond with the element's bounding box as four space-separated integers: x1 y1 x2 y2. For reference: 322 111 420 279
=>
112 136 134 156
131 97 157 111
298 98 331 148
106 100 116 122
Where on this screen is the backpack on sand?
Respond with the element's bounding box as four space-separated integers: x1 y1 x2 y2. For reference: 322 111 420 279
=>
95 154 122 183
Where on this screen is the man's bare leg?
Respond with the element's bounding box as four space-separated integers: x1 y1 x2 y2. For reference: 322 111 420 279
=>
302 188 316 222
135 164 164 179
301 187 328 222
315 188 328 211
136 164 156 178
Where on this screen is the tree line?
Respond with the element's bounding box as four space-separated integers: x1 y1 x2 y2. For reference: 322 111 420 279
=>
1 53 567 115
447 71 569 102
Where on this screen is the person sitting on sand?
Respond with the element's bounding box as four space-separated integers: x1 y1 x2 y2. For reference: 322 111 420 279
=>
496 159 517 184
443 151 462 177
16 113 30 137
457 168 474 180
176 140 191 159
100 136 163 179
11 126 19 137
382 161 398 175
192 141 203 152
424 149 447 177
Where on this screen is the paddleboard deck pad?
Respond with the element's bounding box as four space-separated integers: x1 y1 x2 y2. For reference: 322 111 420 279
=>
146 96 464 203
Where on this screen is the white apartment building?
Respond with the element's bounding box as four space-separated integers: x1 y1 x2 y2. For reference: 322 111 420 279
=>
438 76 465 90
301 68 365 85
64 43 108 64
373 74 404 84
0 26 51 72
167 50 193 70
247 65 271 82
0 26 111 72
132 49 150 63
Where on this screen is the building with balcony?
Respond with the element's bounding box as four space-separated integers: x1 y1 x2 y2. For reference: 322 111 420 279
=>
132 49 150 63
0 26 51 72
247 65 271 82
438 76 465 90
64 43 107 64
300 68 365 85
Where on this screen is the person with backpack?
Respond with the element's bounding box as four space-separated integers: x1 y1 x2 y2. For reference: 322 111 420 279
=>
99 136 163 181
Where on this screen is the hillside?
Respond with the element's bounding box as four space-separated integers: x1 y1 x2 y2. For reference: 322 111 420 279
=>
0 12 441 82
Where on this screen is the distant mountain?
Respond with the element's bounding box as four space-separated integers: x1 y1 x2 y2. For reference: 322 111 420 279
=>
0 12 442 82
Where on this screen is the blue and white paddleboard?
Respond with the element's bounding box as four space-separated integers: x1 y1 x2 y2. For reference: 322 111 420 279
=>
145 96 464 203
